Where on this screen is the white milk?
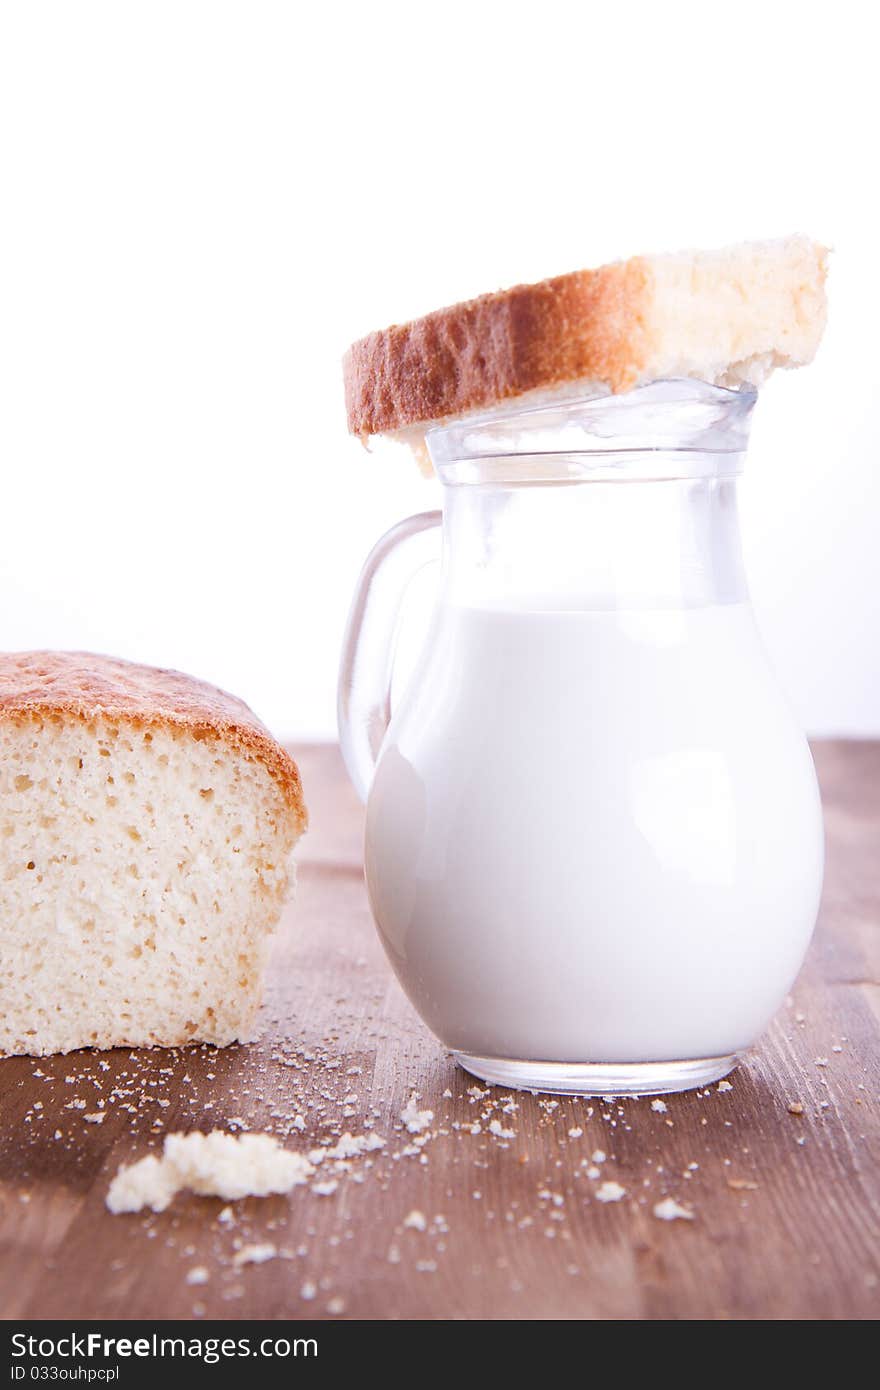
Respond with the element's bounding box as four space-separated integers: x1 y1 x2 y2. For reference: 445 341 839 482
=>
365 602 823 1067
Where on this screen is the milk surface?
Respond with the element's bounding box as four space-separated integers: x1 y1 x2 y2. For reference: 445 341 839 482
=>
365 602 823 1064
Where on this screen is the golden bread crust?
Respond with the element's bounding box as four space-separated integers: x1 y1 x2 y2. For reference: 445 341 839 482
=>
344 258 653 437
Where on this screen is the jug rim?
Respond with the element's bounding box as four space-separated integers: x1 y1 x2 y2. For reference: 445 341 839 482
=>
425 378 757 485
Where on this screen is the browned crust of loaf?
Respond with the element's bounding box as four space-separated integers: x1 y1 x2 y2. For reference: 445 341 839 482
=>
343 259 653 437
0 651 307 833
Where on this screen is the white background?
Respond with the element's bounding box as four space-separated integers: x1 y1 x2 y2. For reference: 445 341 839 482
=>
0 1 877 741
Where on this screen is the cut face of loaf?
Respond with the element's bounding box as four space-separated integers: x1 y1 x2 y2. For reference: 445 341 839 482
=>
0 652 307 1057
343 236 829 468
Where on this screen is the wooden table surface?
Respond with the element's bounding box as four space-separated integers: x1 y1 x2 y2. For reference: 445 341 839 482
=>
1 741 878 1322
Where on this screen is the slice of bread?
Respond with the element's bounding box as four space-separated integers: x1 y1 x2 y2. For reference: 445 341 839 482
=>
343 236 828 463
0 651 307 1056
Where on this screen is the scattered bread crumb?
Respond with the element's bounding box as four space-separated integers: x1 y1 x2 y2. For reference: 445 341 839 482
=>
400 1094 434 1134
233 1243 277 1268
106 1131 314 1213
595 1181 626 1204
318 1132 385 1161
488 1119 515 1140
653 1197 695 1221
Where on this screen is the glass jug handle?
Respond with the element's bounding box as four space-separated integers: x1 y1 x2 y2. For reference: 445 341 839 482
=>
337 510 442 803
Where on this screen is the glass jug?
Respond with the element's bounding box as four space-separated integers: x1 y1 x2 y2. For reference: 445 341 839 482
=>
338 381 824 1096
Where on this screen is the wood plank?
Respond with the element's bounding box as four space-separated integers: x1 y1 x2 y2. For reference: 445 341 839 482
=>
0 741 878 1321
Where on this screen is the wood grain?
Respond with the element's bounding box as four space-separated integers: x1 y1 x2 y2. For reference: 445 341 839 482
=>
1 741 878 1321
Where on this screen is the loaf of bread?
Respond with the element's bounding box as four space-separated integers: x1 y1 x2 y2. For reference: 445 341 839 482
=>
344 236 829 463
0 651 307 1056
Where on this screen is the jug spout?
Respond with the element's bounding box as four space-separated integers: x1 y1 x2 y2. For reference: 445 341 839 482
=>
426 378 757 485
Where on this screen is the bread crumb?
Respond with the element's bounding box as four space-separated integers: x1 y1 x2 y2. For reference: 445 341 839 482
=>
233 1243 277 1267
403 1209 427 1232
726 1178 759 1191
326 1296 346 1316
401 1094 433 1134
185 1266 210 1285
787 1101 805 1115
653 1197 694 1221
595 1181 626 1204
106 1154 176 1214
488 1119 515 1140
717 1080 733 1092
84 1111 105 1124
321 1132 385 1161
106 1131 313 1213
312 1180 338 1197
650 1099 668 1113
300 1281 317 1301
